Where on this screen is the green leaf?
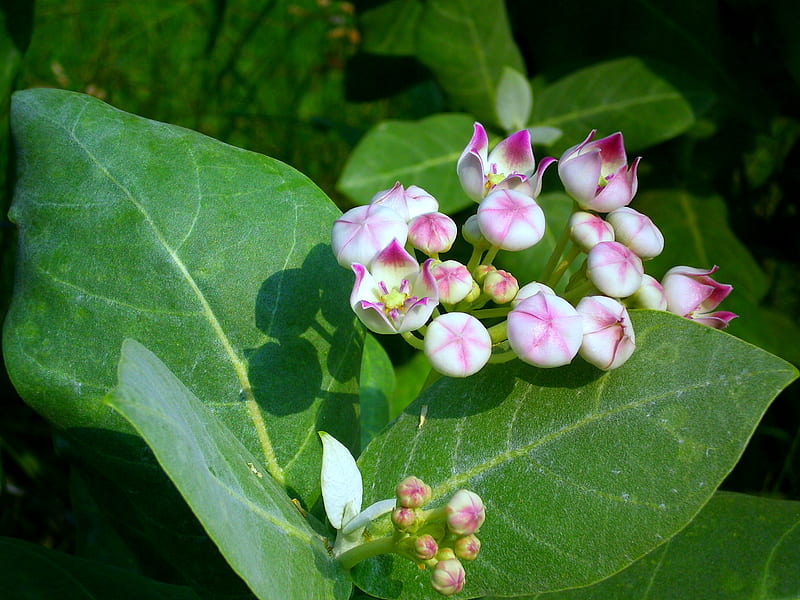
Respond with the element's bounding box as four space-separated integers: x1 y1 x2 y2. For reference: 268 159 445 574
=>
0 536 200 600
360 334 395 451
415 0 525 126
336 113 475 214
359 0 423 56
531 57 698 154
513 492 800 600
107 339 350 600
353 311 797 598
495 66 533 133
4 88 361 587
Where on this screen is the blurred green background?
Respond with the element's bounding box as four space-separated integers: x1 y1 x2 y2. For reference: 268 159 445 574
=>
1 0 798 563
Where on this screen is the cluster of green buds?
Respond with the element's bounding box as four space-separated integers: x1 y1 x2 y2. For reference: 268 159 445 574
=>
319 433 484 596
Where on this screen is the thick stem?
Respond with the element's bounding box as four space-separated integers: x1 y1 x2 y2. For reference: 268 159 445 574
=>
338 535 397 570
562 278 597 304
469 306 511 319
546 245 581 290
486 320 508 345
401 331 425 350
539 214 573 283
465 245 485 273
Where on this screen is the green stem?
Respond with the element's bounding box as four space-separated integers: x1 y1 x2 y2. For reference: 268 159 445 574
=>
469 306 511 319
540 214 573 283
486 320 508 344
562 278 596 304
488 349 518 363
482 246 500 267
400 331 425 350
546 245 581 290
465 245 484 273
338 535 397 570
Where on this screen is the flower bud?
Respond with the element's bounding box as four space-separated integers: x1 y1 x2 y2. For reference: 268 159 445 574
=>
462 214 490 248
331 204 408 268
569 211 615 252
662 265 737 329
512 281 556 306
507 292 583 368
392 506 422 532
453 534 481 561
432 261 475 305
627 274 667 310
576 296 636 370
482 269 519 304
370 182 438 222
408 212 458 255
435 547 456 562
414 534 439 561
396 476 432 508
477 189 546 251
430 559 466 596
424 313 492 378
586 241 644 298
472 264 496 284
446 489 485 535
606 206 664 258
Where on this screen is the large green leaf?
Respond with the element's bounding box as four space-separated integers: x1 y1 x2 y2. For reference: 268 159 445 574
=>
4 88 361 586
359 0 423 56
415 0 525 127
353 311 797 598
0 537 200 600
518 492 800 599
336 113 474 213
531 57 700 154
360 334 395 451
107 339 351 600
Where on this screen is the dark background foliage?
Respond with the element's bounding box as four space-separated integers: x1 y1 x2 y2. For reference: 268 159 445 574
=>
1 0 798 577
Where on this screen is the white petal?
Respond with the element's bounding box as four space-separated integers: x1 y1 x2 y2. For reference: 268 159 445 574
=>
319 431 362 529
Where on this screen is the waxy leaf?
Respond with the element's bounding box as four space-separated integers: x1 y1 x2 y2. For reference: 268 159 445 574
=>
354 311 797 598
4 88 361 587
531 57 699 154
415 0 525 126
360 333 395 450
107 339 351 600
520 492 800 599
337 113 475 214
359 0 423 56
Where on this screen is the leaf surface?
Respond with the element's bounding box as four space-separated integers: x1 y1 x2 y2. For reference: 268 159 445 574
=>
107 339 350 600
353 311 797 598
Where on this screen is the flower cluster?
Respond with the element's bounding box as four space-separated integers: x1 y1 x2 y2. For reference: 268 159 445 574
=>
319 433 484 596
332 124 737 377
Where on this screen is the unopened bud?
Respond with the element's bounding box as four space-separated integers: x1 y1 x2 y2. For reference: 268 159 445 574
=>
606 206 664 258
569 211 615 252
432 260 475 304
462 214 490 248
424 313 492 378
430 558 466 596
331 204 408 267
392 507 422 532
508 292 583 368
477 189 545 251
483 269 519 304
446 489 486 535
473 264 496 284
453 534 481 561
408 212 458 255
586 241 644 298
627 273 667 310
513 281 555 306
414 534 439 561
396 476 432 508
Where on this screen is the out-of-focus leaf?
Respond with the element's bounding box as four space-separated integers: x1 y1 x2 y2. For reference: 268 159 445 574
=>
4 88 361 589
336 113 474 213
531 57 697 154
509 492 800 600
495 66 532 133
360 334 395 450
107 340 351 600
354 311 797 598
415 0 525 126
0 536 201 600
359 0 423 56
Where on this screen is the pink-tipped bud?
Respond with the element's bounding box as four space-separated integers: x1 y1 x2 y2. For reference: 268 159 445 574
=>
370 182 438 222
432 260 475 305
414 534 439 561
627 274 667 310
606 206 664 258
472 264 496 284
396 476 432 508
586 241 644 298
512 281 556 306
408 212 458 255
331 204 408 268
430 559 466 596
477 189 546 251
569 211 615 252
576 296 636 370
424 313 492 378
662 265 737 329
462 214 490 248
482 269 519 304
453 534 481 561
507 292 583 368
392 507 422 532
446 490 485 536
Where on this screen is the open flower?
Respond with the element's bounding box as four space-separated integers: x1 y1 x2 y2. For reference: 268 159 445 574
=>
558 131 640 212
457 122 554 201
662 265 737 329
350 240 439 334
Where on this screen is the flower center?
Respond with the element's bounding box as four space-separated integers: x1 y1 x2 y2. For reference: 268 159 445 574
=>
379 279 416 315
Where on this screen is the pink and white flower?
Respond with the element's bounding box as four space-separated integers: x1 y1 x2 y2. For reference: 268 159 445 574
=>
432 260 475 305
569 211 615 252
332 204 408 268
457 122 554 201
350 240 438 334
586 241 644 298
370 182 438 222
446 489 486 535
606 206 664 258
627 274 668 310
477 189 546 251
430 558 466 596
507 292 583 368
576 296 636 370
424 312 492 378
408 211 458 256
558 131 640 212
661 265 737 329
